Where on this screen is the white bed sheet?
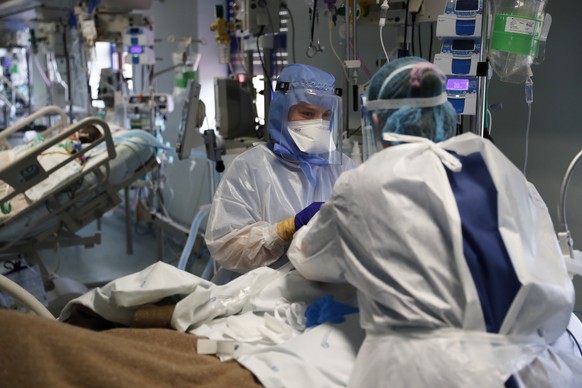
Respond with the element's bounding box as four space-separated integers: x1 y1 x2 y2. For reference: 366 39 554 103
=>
59 261 582 388
59 261 363 388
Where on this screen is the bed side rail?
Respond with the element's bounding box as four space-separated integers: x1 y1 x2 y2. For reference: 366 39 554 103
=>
0 117 116 205
0 105 67 150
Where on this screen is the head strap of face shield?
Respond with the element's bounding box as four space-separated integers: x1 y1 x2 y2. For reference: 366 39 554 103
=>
363 92 449 111
276 81 343 96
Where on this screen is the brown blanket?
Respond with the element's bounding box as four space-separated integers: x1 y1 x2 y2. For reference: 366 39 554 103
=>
0 309 263 387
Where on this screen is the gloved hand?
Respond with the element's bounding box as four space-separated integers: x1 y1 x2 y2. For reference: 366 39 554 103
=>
294 202 324 231
276 202 324 241
304 295 359 328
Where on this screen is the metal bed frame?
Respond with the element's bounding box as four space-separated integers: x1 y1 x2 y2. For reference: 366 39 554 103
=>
0 108 157 256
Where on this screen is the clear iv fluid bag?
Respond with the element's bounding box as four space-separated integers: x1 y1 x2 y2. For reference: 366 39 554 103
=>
489 0 549 84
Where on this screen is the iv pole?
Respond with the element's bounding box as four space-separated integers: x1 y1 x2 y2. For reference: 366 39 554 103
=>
474 0 490 137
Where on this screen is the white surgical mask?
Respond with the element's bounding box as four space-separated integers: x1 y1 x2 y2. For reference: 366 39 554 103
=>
287 119 336 154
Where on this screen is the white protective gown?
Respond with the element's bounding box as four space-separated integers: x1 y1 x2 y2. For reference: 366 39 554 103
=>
205 144 356 275
288 133 582 387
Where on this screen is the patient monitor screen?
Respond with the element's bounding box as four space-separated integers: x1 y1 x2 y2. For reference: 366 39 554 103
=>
455 0 479 11
214 77 257 139
452 39 475 51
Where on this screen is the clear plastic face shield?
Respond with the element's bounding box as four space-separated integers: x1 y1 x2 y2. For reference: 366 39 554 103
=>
360 91 449 160
276 81 343 165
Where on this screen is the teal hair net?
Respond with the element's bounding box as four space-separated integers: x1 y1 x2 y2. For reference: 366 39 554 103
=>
365 56 457 143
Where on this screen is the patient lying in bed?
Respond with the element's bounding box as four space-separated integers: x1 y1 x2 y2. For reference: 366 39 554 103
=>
0 124 159 247
0 260 580 388
0 262 364 388
0 125 104 221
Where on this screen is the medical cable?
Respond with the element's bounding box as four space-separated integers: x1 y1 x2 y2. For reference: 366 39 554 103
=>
557 148 582 234
429 23 434 63
239 42 249 75
34 55 53 105
379 0 390 63
255 29 273 92
522 77 534 176
60 29 73 121
51 233 62 277
41 47 72 107
234 36 249 75
228 62 236 76
33 54 51 88
329 19 348 79
306 0 319 58
90 132 208 160
347 38 372 80
410 12 417 56
177 204 211 271
566 328 582 357
487 109 493 135
0 273 54 319
418 24 422 59
403 0 410 55
200 255 217 280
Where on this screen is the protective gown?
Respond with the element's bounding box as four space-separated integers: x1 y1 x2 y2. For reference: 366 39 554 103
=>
205 64 356 276
288 133 582 387
205 144 355 273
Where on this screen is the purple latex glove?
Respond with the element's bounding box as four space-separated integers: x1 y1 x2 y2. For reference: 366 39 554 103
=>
294 202 324 231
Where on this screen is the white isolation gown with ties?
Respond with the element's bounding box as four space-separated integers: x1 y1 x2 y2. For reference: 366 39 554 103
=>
288 133 582 388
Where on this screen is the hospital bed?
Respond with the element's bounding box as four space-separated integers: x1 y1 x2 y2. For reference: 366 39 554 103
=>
0 107 159 257
0 105 67 151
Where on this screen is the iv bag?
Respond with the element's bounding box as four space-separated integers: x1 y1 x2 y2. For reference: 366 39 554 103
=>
489 0 550 84
172 52 200 102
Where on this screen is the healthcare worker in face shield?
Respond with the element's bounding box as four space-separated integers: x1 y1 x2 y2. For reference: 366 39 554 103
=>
205 64 356 283
287 56 582 387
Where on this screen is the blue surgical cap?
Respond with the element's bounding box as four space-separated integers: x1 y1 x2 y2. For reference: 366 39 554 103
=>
366 56 457 142
269 64 337 165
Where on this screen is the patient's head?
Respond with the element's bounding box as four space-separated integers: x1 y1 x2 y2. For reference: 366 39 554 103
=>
71 125 103 144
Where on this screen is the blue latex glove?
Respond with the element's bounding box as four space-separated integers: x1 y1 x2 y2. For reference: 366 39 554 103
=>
294 202 324 231
304 295 359 328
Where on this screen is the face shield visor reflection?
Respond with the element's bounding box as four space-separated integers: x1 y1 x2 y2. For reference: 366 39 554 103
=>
360 96 386 161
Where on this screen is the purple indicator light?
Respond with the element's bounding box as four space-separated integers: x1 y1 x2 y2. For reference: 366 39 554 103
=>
129 46 143 54
447 78 470 91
